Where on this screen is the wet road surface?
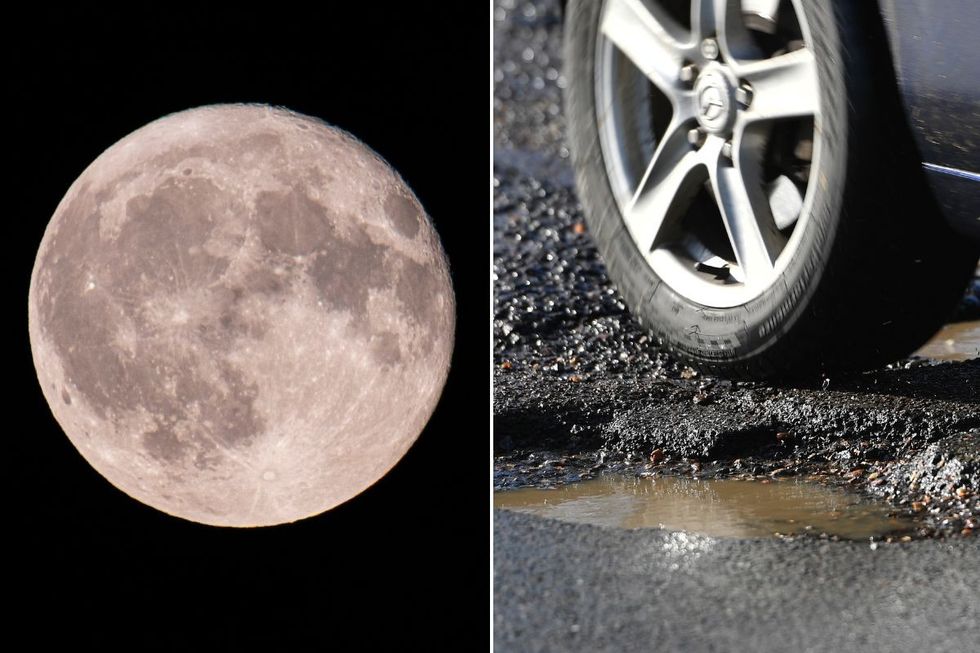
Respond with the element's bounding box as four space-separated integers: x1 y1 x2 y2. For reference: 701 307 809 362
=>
495 510 980 653
916 320 980 362
493 1 980 650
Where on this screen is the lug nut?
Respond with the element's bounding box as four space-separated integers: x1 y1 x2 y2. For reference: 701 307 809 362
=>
700 38 719 60
679 64 698 84
735 85 753 108
687 128 706 148
721 141 733 158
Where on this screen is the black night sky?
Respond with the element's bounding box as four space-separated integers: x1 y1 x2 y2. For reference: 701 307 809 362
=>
8 5 487 645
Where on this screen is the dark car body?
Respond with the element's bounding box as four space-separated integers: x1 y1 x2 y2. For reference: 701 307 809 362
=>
880 0 980 239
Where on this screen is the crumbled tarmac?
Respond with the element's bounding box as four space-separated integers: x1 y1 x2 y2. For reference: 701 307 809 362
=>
493 0 980 541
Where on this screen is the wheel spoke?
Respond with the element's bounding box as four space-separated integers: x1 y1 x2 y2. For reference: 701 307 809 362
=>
624 119 702 252
692 0 762 61
737 48 820 122
600 0 690 97
706 135 781 281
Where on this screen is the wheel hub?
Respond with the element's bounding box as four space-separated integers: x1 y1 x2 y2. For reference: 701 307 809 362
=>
593 0 820 308
693 65 736 135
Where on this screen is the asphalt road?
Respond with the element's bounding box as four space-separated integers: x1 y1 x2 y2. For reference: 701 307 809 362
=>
495 510 980 653
493 1 980 650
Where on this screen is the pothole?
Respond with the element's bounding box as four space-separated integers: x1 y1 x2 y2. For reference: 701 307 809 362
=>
494 474 916 540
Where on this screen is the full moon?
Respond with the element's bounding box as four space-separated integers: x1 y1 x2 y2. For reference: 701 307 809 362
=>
28 104 455 527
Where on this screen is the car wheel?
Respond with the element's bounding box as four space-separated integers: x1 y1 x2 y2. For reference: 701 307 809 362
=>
563 0 978 378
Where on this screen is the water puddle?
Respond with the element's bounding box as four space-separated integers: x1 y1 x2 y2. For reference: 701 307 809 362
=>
494 475 914 539
915 320 980 362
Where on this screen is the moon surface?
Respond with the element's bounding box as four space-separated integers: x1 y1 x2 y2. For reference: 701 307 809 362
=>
29 104 455 526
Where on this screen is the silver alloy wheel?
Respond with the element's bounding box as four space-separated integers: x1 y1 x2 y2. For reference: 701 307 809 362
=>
595 0 821 308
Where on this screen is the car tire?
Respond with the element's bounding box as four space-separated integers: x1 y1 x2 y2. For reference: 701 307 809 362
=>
563 0 978 378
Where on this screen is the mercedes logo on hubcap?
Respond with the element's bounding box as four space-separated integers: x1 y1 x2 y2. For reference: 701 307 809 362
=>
693 69 734 133
699 86 725 121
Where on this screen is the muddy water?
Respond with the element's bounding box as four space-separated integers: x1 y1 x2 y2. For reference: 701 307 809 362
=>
916 320 980 362
494 475 914 539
